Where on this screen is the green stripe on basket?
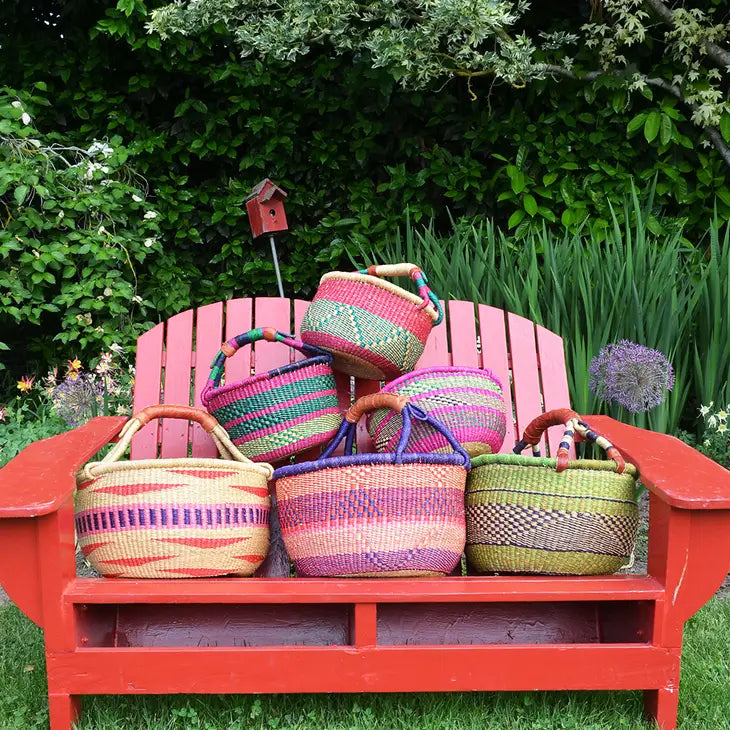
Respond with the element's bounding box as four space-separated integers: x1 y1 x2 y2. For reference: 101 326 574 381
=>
223 394 339 439
471 454 638 477
209 374 336 424
466 544 629 575
390 375 503 396
242 413 342 456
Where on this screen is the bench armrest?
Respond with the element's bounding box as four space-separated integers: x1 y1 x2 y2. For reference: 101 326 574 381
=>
0 416 127 518
585 415 730 510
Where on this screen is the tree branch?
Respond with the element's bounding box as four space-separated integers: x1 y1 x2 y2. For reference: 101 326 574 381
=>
643 0 730 70
541 64 730 168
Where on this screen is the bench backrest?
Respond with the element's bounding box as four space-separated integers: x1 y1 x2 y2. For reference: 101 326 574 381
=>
131 297 570 461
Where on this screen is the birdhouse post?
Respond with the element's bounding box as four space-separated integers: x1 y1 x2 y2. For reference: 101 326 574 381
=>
245 179 289 297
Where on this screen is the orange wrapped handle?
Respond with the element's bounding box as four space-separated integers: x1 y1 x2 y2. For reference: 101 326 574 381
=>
345 393 408 423
520 408 579 445
133 405 219 433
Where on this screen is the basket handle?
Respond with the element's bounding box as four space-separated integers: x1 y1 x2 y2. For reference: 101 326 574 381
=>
513 408 626 474
319 392 469 466
85 404 274 479
202 327 332 403
357 263 444 326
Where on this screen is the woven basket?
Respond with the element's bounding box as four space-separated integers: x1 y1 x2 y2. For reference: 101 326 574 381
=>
274 393 469 578
75 405 274 579
367 366 507 457
466 408 639 576
299 263 443 380
201 327 342 463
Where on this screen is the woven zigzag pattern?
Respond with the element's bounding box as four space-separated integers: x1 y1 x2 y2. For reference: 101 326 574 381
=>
368 368 507 457
300 275 434 379
205 362 341 463
465 457 638 575
276 462 467 577
75 462 271 579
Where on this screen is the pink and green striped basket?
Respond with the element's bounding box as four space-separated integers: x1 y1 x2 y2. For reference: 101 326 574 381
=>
299 263 443 380
274 392 470 578
367 366 507 457
201 327 342 463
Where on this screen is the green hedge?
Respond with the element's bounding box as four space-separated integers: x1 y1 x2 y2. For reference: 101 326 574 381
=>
1 1 728 376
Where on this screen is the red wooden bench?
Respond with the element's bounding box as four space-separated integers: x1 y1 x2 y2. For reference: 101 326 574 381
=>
1 297 729 730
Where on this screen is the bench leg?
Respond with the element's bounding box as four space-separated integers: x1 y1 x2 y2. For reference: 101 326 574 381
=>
644 687 679 730
48 693 81 730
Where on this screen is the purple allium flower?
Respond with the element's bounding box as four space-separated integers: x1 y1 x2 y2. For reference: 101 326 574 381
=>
589 340 674 413
52 373 104 427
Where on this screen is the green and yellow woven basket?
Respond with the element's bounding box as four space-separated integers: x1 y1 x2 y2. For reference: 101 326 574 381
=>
466 408 639 576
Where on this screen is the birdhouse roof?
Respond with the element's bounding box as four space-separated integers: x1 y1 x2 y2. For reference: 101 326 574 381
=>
246 178 288 203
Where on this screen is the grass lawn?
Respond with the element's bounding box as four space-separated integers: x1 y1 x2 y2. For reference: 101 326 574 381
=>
1 599 728 730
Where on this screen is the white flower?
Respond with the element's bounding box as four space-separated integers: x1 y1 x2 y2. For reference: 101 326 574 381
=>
11 101 22 109
132 295 143 304
143 211 158 220
21 112 31 125
103 287 113 297
718 423 728 434
132 194 143 203
699 404 711 417
98 226 108 236
704 439 711 447
109 343 124 354
144 237 156 248
57 210 65 220
709 415 718 428
718 410 727 421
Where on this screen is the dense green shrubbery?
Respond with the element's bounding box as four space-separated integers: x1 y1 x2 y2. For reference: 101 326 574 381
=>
0 0 728 379
0 85 158 371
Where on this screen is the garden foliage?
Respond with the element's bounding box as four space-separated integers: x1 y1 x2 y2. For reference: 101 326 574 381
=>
1 0 729 378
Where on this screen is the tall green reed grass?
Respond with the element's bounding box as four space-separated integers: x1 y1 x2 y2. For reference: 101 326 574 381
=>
356 190 727 435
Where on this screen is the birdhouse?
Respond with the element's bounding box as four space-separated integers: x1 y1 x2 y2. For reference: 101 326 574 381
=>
245 179 289 239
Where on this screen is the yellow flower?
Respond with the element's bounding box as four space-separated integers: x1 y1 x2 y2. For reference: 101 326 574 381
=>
718 423 728 434
67 357 83 372
16 375 35 393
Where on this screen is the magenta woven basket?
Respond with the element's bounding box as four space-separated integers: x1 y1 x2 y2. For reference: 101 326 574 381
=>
201 327 342 464
299 263 443 380
367 366 507 458
273 392 469 578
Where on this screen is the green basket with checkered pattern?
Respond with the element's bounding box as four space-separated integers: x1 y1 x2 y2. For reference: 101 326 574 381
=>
466 408 639 576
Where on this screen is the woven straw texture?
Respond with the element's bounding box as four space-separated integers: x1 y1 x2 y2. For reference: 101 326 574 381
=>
202 330 341 463
368 367 507 457
276 462 466 577
75 412 273 579
466 454 639 575
300 273 438 380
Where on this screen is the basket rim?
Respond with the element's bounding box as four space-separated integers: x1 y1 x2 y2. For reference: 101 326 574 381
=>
274 452 468 480
204 355 333 403
470 452 638 476
319 271 440 321
379 365 504 393
78 457 273 481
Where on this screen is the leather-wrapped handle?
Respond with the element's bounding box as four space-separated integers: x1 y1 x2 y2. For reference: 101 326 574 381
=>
345 393 408 423
521 408 579 445
133 405 219 432
366 263 420 278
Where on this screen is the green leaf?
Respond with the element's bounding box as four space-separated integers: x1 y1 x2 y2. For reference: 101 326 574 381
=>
720 115 730 144
626 113 646 136
13 185 29 205
644 112 660 143
507 209 525 228
561 209 573 227
542 172 558 187
660 115 673 146
523 194 538 217
116 0 136 17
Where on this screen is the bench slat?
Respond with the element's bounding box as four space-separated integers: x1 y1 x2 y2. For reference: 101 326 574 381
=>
478 305 515 452
192 302 224 458
131 323 164 459
224 298 253 385
159 309 194 458
447 300 479 368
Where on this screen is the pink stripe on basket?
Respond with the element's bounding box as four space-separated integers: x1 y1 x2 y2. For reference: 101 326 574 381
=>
303 332 404 375
315 278 433 334
229 407 341 441
247 429 340 464
222 388 338 429
376 404 506 452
